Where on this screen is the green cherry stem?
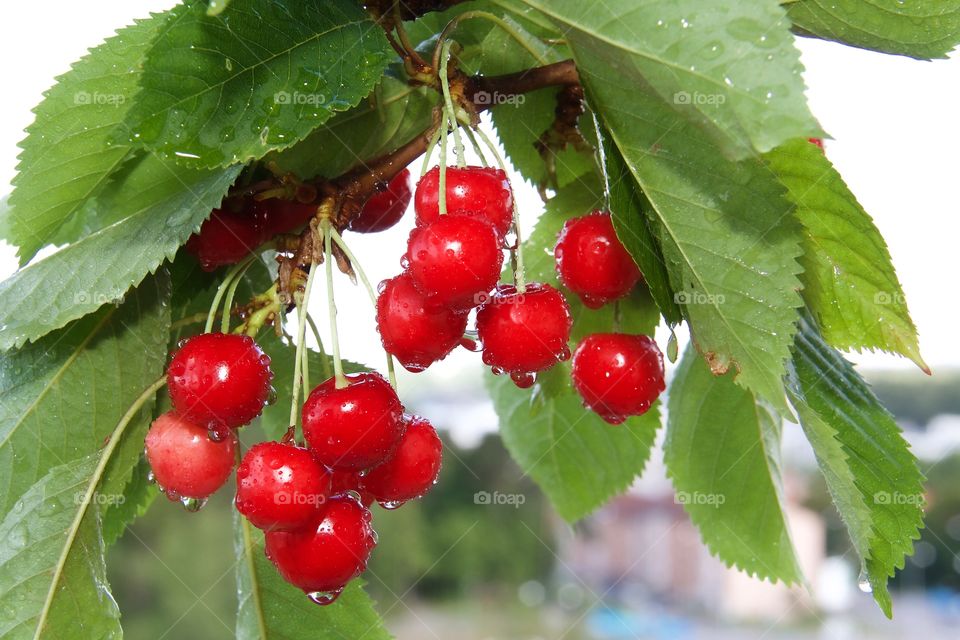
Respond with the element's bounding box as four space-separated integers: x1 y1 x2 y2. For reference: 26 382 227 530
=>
431 10 548 72
289 259 319 430
322 219 348 389
204 255 255 334
439 40 465 168
220 259 255 334
421 125 443 178
305 314 332 380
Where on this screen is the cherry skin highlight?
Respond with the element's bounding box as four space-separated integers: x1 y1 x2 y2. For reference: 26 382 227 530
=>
167 333 274 430
476 283 573 387
554 211 642 309
415 165 514 237
329 469 374 507
405 214 503 311
302 372 405 471
186 204 267 271
349 168 412 233
376 272 469 372
235 441 332 532
361 415 442 506
571 333 665 425
145 411 236 499
264 495 377 595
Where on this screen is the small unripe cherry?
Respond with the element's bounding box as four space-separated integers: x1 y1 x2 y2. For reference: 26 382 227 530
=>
414 165 514 237
476 283 573 387
264 495 377 600
349 168 412 233
554 211 642 309
376 272 468 372
405 215 503 311
302 372 405 471
167 333 274 430
235 441 332 532
571 333 665 424
145 411 236 500
361 415 442 507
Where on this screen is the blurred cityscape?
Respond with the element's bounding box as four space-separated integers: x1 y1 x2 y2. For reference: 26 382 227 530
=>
108 366 960 639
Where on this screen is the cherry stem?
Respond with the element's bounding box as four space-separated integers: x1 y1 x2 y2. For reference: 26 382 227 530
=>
220 259 254 334
431 10 548 73
289 260 319 430
439 40 465 168
328 227 399 390
438 111 449 216
392 2 428 68
322 219 348 389
473 125 526 292
461 122 488 166
305 314 332 380
205 255 255 334
421 125 443 177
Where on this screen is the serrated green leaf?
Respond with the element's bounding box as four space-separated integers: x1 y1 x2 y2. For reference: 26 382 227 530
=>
122 0 392 167
787 0 960 60
234 511 391 639
488 363 660 522
0 155 240 351
511 0 823 158
4 14 164 265
0 274 170 639
766 139 926 372
102 457 159 546
786 315 924 617
665 346 802 584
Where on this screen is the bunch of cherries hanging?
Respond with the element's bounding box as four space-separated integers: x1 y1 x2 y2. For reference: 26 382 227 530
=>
144 136 664 604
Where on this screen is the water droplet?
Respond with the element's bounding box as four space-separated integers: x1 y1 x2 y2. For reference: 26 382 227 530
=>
510 371 536 388
379 500 406 510
306 588 343 605
208 426 230 442
266 386 278 405
858 570 872 593
460 337 481 352
181 496 208 512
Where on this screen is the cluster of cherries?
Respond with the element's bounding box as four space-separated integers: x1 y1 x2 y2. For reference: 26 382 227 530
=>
374 164 665 424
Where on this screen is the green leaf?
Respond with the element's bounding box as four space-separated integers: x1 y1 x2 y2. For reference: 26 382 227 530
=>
766 139 926 372
787 0 960 60
4 14 164 265
512 0 823 158
102 457 159 547
0 155 240 351
122 0 392 167
786 315 924 617
665 346 802 583
488 363 660 522
234 512 391 639
269 74 435 179
0 274 170 639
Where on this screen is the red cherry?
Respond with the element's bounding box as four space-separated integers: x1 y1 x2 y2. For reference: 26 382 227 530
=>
329 469 374 507
571 333 665 425
145 411 236 499
235 441 332 532
361 415 442 507
476 283 572 386
257 198 316 237
302 372 405 471
405 214 503 311
415 165 514 237
264 495 376 596
808 137 825 151
376 272 468 372
186 203 267 271
349 168 412 233
167 333 274 430
554 211 642 309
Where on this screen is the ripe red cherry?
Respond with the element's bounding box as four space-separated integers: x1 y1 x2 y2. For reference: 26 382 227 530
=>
145 411 236 499
415 165 514 237
329 469 374 507
554 211 642 309
257 198 316 236
302 372 405 470
349 168 412 233
361 415 442 507
235 441 332 532
186 203 267 271
476 283 573 387
405 214 503 311
264 495 376 597
571 333 665 425
167 333 274 430
376 272 469 372
808 137 825 151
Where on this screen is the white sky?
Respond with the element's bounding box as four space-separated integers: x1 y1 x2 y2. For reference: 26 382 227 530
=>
1 0 958 382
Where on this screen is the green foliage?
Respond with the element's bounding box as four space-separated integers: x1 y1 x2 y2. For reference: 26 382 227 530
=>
4 14 164 265
787 0 960 60
786 316 925 617
665 346 802 583
766 139 926 371
0 275 170 639
121 0 392 167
